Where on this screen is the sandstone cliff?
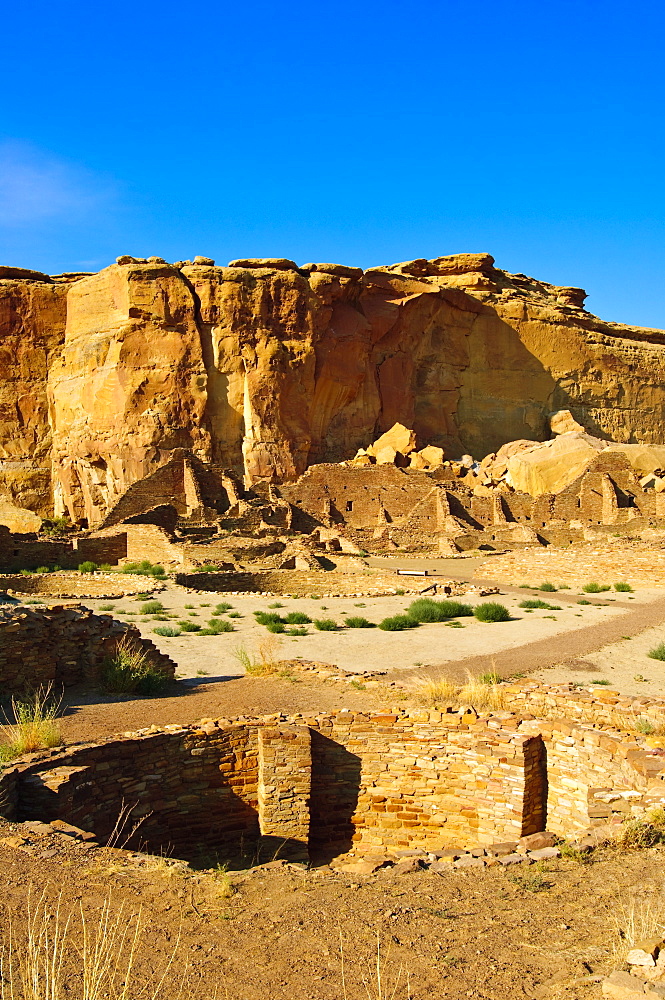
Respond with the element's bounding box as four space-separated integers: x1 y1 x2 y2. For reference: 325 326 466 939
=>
2 252 665 524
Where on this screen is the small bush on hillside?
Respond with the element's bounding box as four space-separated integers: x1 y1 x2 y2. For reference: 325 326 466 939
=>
178 620 201 632
35 566 51 574
582 581 611 593
378 615 419 631
345 616 375 628
614 581 634 592
473 602 511 623
284 611 311 625
407 598 473 623
215 602 233 612
40 516 71 536
153 626 180 637
648 642 665 662
538 582 557 592
78 561 97 573
140 600 164 614
100 637 169 695
618 808 665 849
313 618 339 631
519 599 560 610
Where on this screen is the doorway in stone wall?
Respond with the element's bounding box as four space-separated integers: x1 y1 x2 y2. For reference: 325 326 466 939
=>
308 732 361 863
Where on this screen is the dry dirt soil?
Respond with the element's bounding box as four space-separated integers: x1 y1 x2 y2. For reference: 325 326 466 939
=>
0 816 658 1000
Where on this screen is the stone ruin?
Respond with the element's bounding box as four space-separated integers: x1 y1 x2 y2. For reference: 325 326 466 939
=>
2 683 664 866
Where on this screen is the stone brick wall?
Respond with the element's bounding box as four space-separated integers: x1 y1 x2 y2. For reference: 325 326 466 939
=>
0 526 127 572
174 567 444 596
4 685 665 861
0 571 160 598
0 605 175 692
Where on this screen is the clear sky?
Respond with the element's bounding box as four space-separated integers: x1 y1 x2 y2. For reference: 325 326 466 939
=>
1 0 664 328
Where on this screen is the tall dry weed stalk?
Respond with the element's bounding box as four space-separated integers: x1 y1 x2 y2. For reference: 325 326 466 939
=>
340 930 411 1000
611 883 665 963
0 890 181 1000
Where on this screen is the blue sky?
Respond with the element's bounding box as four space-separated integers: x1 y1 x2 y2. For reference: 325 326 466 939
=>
1 0 664 327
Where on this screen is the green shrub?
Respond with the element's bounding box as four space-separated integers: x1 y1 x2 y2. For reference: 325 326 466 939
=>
266 621 286 633
268 602 284 608
227 612 242 618
577 599 592 605
121 560 165 577
197 564 221 573
206 618 234 633
78 561 97 573
98 563 113 572
178 620 201 632
407 598 473 623
153 626 180 637
100 637 169 694
98 604 115 611
35 566 51 574
313 618 339 631
614 581 634 592
479 671 501 684
215 602 233 612
286 627 308 636
519 599 560 610
40 516 71 536
582 581 611 593
538 582 557 592
254 611 284 626
284 611 311 625
140 600 164 614
648 642 665 662
473 602 511 623
345 616 375 628
378 615 419 631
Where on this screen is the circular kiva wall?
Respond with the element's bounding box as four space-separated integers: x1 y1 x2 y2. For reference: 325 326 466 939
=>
0 571 163 599
2 687 665 864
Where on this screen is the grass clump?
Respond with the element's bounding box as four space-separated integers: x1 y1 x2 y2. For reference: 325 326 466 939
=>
286 627 308 636
178 620 202 632
618 807 665 849
100 636 169 695
0 686 62 760
233 637 282 676
648 642 665 661
215 602 233 612
345 616 375 628
473 602 511 623
582 581 611 593
538 582 557 592
284 611 311 625
140 600 164 614
406 598 473 623
122 560 166 578
34 566 51 574
378 614 419 631
413 677 458 707
78 560 97 573
153 626 181 637
197 619 235 635
614 581 634 592
519 599 560 610
313 618 339 631
98 603 115 611
268 601 284 608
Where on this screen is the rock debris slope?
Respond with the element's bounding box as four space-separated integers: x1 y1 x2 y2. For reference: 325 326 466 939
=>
2 253 665 523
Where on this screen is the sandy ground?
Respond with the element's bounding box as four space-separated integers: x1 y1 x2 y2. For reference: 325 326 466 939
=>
69 584 658 683
533 619 665 697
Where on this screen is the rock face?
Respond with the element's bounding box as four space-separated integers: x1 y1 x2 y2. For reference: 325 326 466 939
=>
3 252 665 522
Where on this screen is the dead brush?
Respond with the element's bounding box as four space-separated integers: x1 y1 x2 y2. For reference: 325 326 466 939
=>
411 675 459 708
0 888 182 1000
340 929 412 1000
458 670 508 712
0 684 62 760
611 882 665 963
617 806 665 849
233 636 283 677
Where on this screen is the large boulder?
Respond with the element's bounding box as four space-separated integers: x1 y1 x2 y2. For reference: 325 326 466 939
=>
505 434 603 495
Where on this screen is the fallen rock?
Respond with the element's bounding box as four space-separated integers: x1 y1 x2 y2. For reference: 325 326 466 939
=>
392 857 426 875
602 969 655 997
498 853 532 866
486 842 519 857
527 846 561 861
517 831 557 853
550 409 586 435
366 423 417 460
627 939 664 967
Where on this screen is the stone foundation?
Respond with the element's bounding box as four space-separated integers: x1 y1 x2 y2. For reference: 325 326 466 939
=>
2 684 664 862
0 571 162 598
0 604 175 692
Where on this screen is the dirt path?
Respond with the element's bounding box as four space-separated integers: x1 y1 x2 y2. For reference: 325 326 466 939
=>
393 592 665 683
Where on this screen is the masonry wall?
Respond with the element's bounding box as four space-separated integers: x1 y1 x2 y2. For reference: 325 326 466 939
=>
175 568 431 596
0 605 175 691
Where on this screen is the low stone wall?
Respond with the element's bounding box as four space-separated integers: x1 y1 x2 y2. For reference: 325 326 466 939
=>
3 685 664 861
480 542 665 588
0 571 162 598
175 568 457 597
0 605 176 692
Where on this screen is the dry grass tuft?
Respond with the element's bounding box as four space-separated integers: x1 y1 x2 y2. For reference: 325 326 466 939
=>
233 636 283 677
0 889 182 1000
611 881 665 963
0 684 62 760
412 676 458 708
